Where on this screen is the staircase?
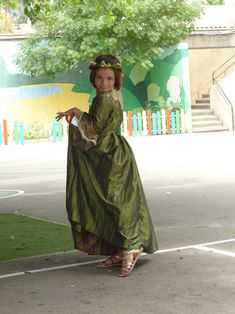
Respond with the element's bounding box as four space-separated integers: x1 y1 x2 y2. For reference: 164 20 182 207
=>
191 93 229 132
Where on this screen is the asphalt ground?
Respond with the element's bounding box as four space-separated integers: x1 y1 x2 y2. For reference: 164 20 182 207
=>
1 131 235 314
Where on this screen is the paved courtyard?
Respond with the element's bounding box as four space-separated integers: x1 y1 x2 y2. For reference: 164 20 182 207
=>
1 131 235 314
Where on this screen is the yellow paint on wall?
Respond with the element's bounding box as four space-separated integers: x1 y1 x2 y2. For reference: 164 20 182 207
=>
3 83 90 126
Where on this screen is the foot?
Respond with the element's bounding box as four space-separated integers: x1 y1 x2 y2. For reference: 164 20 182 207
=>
97 255 123 268
118 247 143 277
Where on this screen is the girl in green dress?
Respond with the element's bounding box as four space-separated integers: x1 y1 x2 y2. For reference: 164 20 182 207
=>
56 55 157 277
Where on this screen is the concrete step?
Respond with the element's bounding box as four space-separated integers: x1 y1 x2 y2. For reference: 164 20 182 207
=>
196 99 210 104
192 120 224 128
191 109 214 116
192 125 229 133
192 104 210 110
192 115 218 121
192 94 229 132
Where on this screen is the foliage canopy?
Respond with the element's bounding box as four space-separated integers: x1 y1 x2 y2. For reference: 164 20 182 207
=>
206 0 224 4
16 0 201 77
0 0 19 32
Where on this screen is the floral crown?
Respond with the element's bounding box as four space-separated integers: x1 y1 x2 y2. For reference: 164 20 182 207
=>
89 60 122 71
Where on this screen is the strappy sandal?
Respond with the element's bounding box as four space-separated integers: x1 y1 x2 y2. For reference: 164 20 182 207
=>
118 247 143 277
97 255 123 268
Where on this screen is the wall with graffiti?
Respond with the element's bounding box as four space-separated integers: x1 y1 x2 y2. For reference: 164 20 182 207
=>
0 39 192 134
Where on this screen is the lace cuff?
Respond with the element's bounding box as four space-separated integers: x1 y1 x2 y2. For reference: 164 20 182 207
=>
70 113 98 151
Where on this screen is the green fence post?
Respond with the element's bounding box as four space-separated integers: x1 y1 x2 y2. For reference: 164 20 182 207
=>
137 112 142 135
157 111 162 134
14 121 19 144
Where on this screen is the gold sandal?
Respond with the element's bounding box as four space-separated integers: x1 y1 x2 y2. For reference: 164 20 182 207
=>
118 247 143 277
97 255 123 268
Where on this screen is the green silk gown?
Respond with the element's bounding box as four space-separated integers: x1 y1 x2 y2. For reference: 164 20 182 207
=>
66 92 157 255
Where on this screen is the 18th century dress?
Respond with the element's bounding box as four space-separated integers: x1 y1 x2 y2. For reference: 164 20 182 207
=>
66 92 157 255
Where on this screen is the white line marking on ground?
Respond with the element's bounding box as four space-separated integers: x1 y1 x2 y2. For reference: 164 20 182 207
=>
194 246 235 257
0 190 24 199
1 237 235 280
8 212 70 227
0 259 103 279
151 237 235 255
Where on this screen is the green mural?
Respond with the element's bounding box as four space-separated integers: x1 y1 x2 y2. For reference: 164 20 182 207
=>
69 43 191 112
0 56 89 87
0 40 191 123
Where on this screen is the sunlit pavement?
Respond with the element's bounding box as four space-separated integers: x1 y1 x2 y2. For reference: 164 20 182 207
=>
1 131 235 314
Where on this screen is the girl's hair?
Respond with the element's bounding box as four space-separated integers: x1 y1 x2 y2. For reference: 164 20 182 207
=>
89 55 122 91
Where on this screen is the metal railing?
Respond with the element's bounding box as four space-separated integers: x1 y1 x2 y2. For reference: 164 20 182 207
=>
212 55 235 83
212 55 235 131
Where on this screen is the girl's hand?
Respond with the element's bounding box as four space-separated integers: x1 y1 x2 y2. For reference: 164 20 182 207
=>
55 112 65 121
56 107 76 120
56 112 75 124
56 107 83 123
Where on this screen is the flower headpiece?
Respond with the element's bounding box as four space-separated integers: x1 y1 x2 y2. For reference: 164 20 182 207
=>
89 60 122 71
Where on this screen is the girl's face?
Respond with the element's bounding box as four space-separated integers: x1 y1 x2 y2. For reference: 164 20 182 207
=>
94 68 115 94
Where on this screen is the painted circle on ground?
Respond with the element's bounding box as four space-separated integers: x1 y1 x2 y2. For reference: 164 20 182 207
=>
0 190 24 199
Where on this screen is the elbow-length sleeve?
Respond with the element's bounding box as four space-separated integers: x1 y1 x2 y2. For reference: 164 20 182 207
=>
69 93 114 151
89 93 114 133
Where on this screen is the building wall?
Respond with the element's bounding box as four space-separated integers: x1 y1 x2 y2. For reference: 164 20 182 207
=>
186 0 235 104
188 47 235 103
194 3 235 29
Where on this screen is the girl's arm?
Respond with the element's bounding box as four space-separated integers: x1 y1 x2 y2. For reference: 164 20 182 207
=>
56 107 83 122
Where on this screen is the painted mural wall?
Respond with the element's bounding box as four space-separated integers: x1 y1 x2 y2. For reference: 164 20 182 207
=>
0 39 192 134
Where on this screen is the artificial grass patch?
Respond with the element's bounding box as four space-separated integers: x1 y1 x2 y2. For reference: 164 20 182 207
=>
0 213 74 261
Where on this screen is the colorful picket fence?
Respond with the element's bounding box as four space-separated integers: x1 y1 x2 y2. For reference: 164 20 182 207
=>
121 109 185 136
0 120 25 145
0 109 185 145
0 119 66 145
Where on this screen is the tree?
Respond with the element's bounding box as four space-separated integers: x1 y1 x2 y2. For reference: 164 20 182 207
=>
0 0 18 32
16 0 202 77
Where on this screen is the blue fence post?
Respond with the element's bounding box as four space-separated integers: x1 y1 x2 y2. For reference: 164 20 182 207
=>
0 123 2 146
176 110 180 133
152 112 157 135
19 122 24 145
52 119 57 143
171 112 176 134
57 120 63 141
133 114 138 136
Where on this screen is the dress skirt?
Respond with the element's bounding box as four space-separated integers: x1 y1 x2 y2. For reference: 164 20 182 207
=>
66 93 158 255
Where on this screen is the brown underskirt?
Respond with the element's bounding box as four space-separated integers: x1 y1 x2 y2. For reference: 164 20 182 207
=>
71 228 117 256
